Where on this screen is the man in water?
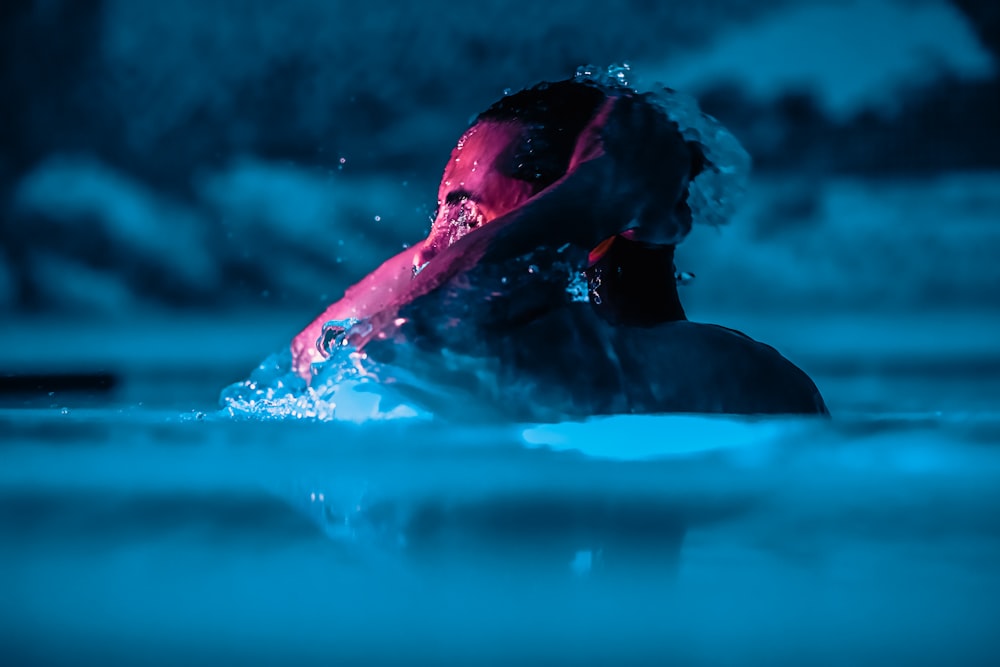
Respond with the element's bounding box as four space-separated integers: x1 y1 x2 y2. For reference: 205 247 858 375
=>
291 78 827 419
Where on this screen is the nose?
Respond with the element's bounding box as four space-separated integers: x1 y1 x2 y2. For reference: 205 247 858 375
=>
412 197 486 275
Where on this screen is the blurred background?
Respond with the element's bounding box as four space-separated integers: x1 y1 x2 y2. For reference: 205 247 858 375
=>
1 0 998 410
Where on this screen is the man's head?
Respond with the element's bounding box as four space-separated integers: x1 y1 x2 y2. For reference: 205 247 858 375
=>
412 78 709 274
413 80 611 272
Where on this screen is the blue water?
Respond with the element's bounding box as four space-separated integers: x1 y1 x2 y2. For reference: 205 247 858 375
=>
3 308 1000 664
3 398 999 665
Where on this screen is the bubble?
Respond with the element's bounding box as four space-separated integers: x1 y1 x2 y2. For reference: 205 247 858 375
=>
675 270 696 286
574 62 633 91
574 64 598 81
607 62 632 87
319 318 361 357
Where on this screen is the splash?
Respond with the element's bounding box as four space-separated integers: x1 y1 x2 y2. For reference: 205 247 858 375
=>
647 86 751 228
576 63 751 229
220 318 426 422
574 63 634 90
566 269 590 303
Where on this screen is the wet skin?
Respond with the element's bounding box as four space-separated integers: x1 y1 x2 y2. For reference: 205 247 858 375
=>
291 81 827 418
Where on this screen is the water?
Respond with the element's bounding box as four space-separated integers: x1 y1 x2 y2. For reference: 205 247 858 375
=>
3 386 1000 664
3 305 1000 664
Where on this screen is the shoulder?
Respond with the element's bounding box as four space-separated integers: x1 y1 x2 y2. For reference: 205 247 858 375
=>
611 320 828 415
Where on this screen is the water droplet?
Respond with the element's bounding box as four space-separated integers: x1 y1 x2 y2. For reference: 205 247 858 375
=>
588 272 603 304
573 63 632 90
565 269 589 303
319 319 361 356
675 270 696 286
574 64 598 81
374 215 381 222
607 62 631 87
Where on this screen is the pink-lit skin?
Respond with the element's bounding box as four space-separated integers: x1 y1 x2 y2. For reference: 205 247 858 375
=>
291 95 691 380
288 122 541 378
290 245 417 377
413 121 539 271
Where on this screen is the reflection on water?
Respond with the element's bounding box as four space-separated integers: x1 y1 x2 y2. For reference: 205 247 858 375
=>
2 408 999 664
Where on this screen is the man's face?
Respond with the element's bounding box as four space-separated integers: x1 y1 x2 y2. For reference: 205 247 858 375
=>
410 80 619 273
413 120 543 272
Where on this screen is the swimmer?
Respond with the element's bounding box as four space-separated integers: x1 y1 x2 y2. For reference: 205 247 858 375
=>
291 78 827 418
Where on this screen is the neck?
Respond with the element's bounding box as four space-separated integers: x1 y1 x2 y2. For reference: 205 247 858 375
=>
583 236 686 326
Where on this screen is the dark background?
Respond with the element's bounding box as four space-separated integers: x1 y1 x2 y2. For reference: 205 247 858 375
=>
1 0 998 400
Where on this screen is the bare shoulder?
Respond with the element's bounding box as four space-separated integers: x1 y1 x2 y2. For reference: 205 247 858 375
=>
611 321 828 415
